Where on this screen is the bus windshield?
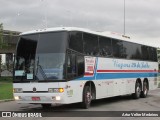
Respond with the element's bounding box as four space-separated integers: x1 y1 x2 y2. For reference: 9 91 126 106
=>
14 31 68 82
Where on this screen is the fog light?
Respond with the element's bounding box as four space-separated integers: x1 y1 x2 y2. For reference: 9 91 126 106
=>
14 96 21 100
56 96 61 101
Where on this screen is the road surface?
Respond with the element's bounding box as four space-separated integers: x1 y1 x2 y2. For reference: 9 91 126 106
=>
0 89 160 120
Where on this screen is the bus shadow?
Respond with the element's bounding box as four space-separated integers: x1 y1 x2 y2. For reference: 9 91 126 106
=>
19 94 152 112
92 95 133 107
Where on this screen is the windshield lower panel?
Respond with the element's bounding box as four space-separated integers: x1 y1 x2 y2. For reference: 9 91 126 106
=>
36 53 66 80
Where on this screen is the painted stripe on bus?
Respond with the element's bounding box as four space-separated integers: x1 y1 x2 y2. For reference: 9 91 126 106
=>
97 70 157 73
96 72 157 79
78 72 157 80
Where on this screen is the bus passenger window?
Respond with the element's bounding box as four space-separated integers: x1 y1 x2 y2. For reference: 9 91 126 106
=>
99 36 112 57
83 33 99 56
112 39 123 58
141 46 149 61
69 32 83 53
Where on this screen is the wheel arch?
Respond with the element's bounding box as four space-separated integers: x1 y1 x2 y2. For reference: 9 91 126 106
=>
83 81 96 100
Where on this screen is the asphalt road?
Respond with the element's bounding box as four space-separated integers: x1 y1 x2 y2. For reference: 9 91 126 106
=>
0 89 160 120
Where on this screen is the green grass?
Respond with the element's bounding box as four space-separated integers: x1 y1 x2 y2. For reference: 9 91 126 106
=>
0 77 13 83
0 77 13 100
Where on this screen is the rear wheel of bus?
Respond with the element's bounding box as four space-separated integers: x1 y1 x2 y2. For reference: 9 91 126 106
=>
133 80 142 99
141 81 149 98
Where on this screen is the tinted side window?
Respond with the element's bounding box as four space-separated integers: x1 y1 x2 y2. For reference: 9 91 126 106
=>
153 48 158 62
112 39 123 58
132 44 142 60
83 33 99 56
69 32 83 53
122 41 132 59
141 46 149 60
67 53 77 79
148 47 157 61
122 41 142 60
77 55 84 76
99 36 112 57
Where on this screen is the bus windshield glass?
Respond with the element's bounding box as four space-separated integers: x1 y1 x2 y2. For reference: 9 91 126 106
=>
14 31 68 81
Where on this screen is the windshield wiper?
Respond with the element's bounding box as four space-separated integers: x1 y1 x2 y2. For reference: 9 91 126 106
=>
38 64 48 80
36 56 48 80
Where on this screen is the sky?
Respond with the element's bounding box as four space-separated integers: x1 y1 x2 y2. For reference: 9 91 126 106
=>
0 0 160 47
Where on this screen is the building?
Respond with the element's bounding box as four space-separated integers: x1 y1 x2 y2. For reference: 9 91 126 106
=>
0 30 21 75
0 30 20 54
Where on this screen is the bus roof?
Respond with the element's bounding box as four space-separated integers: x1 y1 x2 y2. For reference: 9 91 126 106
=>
21 27 157 48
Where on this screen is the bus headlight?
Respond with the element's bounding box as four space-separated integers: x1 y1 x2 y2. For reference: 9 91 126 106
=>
48 88 64 93
13 88 23 93
56 96 61 100
14 96 22 100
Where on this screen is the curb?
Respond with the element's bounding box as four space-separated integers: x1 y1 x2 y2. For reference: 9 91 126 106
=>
0 99 14 103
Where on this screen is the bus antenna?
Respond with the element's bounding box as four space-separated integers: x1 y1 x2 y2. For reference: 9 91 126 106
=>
124 0 126 35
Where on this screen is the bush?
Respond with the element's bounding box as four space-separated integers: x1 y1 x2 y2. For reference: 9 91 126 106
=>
0 77 13 83
0 76 13 100
0 83 13 100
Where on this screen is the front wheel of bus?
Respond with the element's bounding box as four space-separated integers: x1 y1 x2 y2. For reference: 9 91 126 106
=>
81 86 92 109
41 104 51 109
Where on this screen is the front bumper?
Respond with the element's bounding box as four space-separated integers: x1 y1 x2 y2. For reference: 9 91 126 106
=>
13 93 68 104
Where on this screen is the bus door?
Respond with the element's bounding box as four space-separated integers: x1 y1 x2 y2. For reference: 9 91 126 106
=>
66 50 85 101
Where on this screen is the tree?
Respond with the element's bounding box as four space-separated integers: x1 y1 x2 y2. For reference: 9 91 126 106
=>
0 55 1 77
0 23 10 49
0 23 3 77
157 48 160 70
0 23 3 49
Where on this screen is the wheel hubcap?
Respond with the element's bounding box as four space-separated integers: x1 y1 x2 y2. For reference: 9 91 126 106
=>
86 92 91 104
136 85 141 96
144 84 148 95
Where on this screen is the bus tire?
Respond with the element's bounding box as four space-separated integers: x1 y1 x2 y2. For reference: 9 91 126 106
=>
41 104 51 109
133 81 142 99
141 81 148 98
81 86 92 109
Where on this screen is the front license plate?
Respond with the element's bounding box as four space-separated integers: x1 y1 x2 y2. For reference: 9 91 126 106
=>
32 97 40 101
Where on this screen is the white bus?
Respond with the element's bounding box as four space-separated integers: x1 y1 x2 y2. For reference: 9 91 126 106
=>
13 27 158 109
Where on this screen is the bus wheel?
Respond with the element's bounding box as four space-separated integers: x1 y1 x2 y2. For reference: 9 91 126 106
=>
133 81 141 99
81 86 92 109
41 104 51 109
141 81 148 98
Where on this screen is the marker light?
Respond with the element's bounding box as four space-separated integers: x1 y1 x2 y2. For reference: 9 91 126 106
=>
58 88 64 93
48 88 64 93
